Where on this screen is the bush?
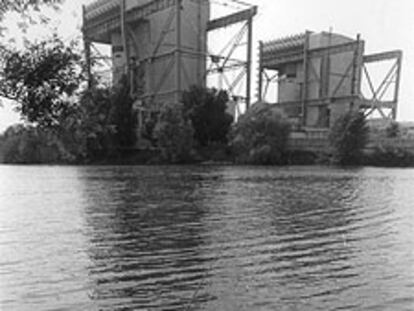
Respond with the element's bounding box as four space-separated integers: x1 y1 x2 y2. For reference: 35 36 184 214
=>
197 142 233 163
0 125 73 164
365 146 414 167
182 85 233 147
154 102 195 163
329 111 369 165
230 102 291 165
385 121 400 138
60 79 137 162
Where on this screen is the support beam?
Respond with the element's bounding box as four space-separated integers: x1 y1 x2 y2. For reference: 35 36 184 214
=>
120 0 130 78
308 41 360 59
196 0 202 85
363 50 402 63
207 63 250 74
359 99 397 109
175 0 182 103
350 34 362 104
205 5 257 113
361 49 402 120
258 41 263 102
82 5 92 88
393 54 403 119
301 31 311 126
207 6 257 32
246 16 253 109
278 95 360 107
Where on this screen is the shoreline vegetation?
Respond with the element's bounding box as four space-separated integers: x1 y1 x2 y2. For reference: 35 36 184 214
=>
2 101 414 168
0 33 413 168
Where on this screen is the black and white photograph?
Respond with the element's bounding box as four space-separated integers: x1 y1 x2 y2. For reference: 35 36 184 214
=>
1 0 413 310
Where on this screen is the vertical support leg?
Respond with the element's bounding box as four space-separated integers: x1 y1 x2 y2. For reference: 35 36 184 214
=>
245 17 253 110
393 53 402 120
301 31 311 127
350 34 361 111
196 0 202 86
120 0 130 85
84 40 92 88
257 41 263 102
82 5 92 88
175 0 182 103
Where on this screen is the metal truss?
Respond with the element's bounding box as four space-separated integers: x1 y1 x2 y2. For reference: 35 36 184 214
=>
258 32 364 126
82 0 186 105
257 31 403 126
258 67 279 102
361 50 402 120
206 6 257 109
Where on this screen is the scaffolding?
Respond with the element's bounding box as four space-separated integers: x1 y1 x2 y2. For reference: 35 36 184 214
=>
258 31 402 129
206 5 257 110
82 0 257 123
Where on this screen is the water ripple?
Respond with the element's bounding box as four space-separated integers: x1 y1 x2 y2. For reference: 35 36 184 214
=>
1 166 413 310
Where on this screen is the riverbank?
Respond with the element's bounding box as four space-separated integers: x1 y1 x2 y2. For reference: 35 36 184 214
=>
2 124 414 167
2 144 413 168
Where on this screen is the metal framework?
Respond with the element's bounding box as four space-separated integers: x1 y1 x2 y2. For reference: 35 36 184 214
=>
205 5 257 109
258 31 403 127
361 50 402 119
82 0 197 104
83 0 257 115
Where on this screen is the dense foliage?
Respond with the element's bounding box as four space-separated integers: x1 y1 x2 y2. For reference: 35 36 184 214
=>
182 85 233 147
0 81 137 164
329 111 369 165
230 102 291 165
107 76 137 149
0 0 61 15
0 36 83 127
385 121 400 138
154 102 194 163
0 124 74 163
0 27 138 164
0 0 63 52
365 146 414 167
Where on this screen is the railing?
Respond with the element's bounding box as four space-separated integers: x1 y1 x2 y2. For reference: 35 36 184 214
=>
85 0 119 21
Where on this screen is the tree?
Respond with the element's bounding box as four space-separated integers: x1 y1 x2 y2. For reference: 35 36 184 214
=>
109 76 137 149
0 36 83 127
0 82 137 164
0 1 62 43
182 85 233 147
61 80 136 161
154 102 194 163
0 33 140 163
385 121 400 138
230 102 291 164
0 124 72 163
70 86 115 160
329 111 369 165
0 0 61 15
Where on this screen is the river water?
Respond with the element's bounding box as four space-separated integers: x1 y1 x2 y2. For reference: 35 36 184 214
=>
0 165 413 311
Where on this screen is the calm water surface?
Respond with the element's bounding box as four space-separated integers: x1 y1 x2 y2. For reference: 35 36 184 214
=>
0 165 413 310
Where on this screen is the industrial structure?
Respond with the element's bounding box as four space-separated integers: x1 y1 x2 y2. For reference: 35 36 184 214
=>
82 1 403 137
258 31 402 129
82 0 257 131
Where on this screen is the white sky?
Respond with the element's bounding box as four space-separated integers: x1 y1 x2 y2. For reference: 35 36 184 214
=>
1 0 414 132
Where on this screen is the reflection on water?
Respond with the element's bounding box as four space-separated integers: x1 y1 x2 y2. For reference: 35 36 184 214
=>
0 166 413 310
